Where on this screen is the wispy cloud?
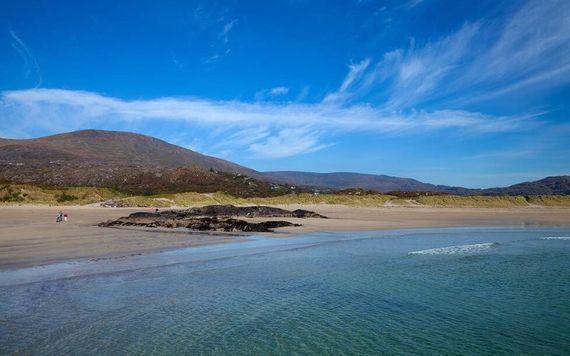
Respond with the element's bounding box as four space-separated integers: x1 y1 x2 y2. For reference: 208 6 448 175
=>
256 86 290 100
203 48 232 64
192 6 237 63
0 88 537 158
323 58 370 104
206 18 237 62
213 126 271 151
219 19 237 44
296 86 310 101
171 55 184 69
332 0 570 109
269 86 289 96
404 0 424 9
9 31 42 88
249 128 329 158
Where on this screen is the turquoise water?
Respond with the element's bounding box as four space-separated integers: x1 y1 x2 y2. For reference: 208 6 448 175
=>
1 226 570 355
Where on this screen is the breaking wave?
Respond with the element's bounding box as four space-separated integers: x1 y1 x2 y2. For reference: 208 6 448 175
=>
408 242 499 256
540 236 570 240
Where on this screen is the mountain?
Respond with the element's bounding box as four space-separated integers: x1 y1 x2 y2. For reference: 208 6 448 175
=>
0 129 256 175
264 171 570 196
264 171 452 192
478 176 570 196
0 130 276 196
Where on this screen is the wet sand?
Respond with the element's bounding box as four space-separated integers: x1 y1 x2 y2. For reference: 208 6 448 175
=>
1 205 569 270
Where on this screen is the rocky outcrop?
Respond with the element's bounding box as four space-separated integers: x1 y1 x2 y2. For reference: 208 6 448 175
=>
98 205 324 232
172 205 327 219
99 216 298 232
99 199 134 208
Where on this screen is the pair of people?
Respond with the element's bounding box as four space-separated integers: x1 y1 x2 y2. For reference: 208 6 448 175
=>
56 211 68 223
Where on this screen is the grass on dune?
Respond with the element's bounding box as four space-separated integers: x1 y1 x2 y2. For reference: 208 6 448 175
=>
416 195 570 208
415 195 529 207
121 192 219 207
0 184 123 205
115 192 395 207
525 195 570 207
210 192 395 206
1 184 570 208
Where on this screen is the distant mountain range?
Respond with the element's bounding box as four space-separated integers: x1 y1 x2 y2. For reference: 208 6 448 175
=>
264 171 570 196
0 129 568 196
264 171 452 193
476 175 570 196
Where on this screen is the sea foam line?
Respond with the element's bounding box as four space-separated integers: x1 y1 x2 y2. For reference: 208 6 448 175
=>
540 236 570 240
408 242 498 256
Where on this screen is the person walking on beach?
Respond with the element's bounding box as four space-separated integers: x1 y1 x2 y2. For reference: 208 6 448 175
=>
56 211 63 223
63 212 68 222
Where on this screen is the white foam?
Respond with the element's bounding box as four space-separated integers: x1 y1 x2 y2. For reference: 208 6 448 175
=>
408 242 498 256
540 236 570 240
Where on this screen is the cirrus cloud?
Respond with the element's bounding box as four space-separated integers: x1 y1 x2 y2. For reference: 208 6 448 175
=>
0 88 538 158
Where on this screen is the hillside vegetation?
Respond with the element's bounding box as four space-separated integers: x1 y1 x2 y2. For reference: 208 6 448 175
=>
2 184 570 208
0 184 124 205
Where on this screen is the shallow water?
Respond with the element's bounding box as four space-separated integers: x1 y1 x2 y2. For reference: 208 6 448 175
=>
1 226 570 355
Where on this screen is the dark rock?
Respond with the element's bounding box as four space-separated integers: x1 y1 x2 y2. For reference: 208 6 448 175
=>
99 199 134 208
99 215 299 232
98 205 322 232
177 205 327 219
291 209 328 218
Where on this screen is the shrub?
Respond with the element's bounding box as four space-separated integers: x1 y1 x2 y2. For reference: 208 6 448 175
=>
56 192 78 203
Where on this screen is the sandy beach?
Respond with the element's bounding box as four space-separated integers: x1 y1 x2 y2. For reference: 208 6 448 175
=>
1 205 569 270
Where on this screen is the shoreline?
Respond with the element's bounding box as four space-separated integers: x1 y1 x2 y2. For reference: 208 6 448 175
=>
1 204 569 271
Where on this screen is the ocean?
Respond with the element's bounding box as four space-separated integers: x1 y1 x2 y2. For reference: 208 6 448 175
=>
1 226 569 355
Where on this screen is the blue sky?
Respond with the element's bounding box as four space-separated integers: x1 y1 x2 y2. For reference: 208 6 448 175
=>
1 0 569 188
